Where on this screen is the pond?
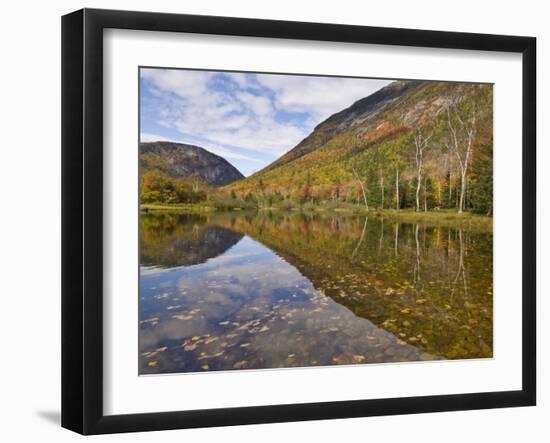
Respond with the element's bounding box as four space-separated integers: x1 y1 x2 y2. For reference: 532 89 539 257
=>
139 211 493 374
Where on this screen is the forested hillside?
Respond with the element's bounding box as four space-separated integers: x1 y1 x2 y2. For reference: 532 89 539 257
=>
227 80 493 214
140 141 244 204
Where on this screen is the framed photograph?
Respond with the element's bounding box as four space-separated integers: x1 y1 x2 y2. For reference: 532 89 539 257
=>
62 8 536 434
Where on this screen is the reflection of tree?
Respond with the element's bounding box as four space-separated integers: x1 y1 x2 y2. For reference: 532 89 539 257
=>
351 216 368 260
413 224 421 285
378 218 384 255
394 222 399 256
182 211 492 360
450 229 469 300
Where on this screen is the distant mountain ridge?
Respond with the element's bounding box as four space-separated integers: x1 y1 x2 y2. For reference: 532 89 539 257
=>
140 141 244 186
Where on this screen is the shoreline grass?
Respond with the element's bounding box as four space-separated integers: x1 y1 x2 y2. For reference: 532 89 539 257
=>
140 203 492 231
141 203 218 213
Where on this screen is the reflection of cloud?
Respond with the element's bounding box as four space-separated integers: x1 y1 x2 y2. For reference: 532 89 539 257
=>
139 214 492 373
140 230 431 371
140 316 209 350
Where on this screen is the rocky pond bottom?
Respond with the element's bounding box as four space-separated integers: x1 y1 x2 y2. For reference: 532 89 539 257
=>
139 212 493 374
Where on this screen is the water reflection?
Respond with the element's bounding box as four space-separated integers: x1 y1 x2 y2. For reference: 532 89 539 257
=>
139 212 492 374
141 212 243 267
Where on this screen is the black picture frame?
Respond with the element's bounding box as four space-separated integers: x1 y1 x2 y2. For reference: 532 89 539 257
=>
62 8 536 435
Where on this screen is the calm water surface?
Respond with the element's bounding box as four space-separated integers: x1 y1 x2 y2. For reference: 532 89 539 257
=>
139 212 492 374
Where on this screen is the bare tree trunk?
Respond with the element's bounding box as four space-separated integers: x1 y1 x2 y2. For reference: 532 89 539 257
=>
446 102 476 214
424 176 428 212
352 165 368 211
416 171 422 211
458 172 467 213
438 178 442 208
395 167 400 211
413 130 432 212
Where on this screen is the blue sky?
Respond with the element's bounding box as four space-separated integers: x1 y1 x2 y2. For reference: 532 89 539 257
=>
140 68 391 176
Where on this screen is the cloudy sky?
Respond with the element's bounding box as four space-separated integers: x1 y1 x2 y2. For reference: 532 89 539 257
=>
140 68 391 176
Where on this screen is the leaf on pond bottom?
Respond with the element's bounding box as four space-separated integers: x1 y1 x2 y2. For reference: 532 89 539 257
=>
173 315 193 320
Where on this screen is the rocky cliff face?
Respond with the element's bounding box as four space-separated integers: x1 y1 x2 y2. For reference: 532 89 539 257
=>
140 141 244 186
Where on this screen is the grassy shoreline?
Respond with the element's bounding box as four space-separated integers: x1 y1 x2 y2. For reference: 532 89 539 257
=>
141 203 218 212
141 203 492 231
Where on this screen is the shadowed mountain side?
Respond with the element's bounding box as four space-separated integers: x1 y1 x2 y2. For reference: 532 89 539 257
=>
140 213 244 268
140 141 245 186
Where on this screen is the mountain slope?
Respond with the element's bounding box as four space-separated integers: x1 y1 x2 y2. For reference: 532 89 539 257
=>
228 80 493 209
262 80 425 172
140 141 244 186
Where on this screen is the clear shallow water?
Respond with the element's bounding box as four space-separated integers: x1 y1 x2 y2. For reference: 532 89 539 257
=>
139 212 493 374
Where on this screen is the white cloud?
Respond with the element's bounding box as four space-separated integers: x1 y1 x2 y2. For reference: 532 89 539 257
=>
236 92 273 116
141 69 391 160
255 74 391 122
142 69 309 157
141 68 213 98
203 119 308 156
223 72 253 89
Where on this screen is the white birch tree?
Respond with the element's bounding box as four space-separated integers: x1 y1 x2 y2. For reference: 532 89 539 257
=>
446 98 477 213
351 164 369 211
413 129 433 211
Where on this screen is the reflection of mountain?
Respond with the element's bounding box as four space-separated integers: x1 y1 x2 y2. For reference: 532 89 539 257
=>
140 213 243 267
139 233 431 374
139 211 492 360
212 213 493 360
